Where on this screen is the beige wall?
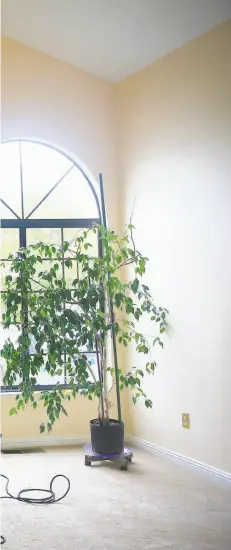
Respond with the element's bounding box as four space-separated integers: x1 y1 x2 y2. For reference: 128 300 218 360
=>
1 37 118 227
2 21 231 473
1 36 119 442
117 20 231 473
1 393 98 441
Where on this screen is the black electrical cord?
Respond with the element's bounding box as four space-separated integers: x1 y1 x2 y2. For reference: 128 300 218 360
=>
1 473 71 544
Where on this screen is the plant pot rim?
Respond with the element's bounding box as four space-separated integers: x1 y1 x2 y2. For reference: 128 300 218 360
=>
90 418 124 427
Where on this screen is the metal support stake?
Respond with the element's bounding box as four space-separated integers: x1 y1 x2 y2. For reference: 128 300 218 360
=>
99 173 122 423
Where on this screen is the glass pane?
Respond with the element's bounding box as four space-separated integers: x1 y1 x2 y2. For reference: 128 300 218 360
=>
28 259 63 290
35 355 65 386
21 141 73 218
0 357 22 387
26 228 61 248
63 228 98 257
66 352 98 384
0 200 15 219
0 316 20 347
26 229 62 289
1 262 12 290
0 254 22 387
30 168 98 219
64 259 79 287
0 319 22 387
87 352 99 382
0 142 22 218
0 228 19 259
63 228 98 283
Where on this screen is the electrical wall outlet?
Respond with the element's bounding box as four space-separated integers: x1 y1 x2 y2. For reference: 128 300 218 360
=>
182 413 190 429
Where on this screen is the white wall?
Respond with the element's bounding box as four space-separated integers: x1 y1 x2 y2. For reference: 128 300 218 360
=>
117 20 231 473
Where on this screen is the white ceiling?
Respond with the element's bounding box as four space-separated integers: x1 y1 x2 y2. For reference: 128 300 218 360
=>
2 0 231 82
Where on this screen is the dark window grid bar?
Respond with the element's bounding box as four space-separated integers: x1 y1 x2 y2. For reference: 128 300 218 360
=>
1 381 95 392
19 227 27 388
98 228 103 259
0 198 20 219
27 352 96 356
1 287 84 295
1 386 21 393
1 384 67 393
19 227 26 249
1 256 98 262
1 219 100 229
26 165 75 219
1 384 81 393
1 289 84 299
1 289 81 294
61 228 67 384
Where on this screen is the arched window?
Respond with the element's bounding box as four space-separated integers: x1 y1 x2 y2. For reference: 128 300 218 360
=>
0 139 101 390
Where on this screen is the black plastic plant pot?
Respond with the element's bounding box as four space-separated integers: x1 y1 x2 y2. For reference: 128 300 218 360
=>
90 419 124 455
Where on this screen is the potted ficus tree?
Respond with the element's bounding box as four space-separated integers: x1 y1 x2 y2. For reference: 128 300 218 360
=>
1 224 168 454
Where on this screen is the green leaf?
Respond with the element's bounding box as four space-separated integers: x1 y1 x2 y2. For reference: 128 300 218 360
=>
40 423 45 434
126 303 133 314
131 278 139 294
9 407 17 416
2 224 168 433
145 399 152 409
65 258 73 268
134 309 141 321
132 396 137 405
17 399 25 410
115 293 124 308
136 369 144 377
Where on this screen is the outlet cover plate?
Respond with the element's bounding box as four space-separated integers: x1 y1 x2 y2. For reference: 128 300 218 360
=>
182 413 190 429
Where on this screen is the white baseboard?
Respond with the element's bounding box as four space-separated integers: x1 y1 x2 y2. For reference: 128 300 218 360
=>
128 436 231 482
1 436 89 451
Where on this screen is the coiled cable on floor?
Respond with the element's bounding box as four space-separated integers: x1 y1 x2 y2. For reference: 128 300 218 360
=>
1 473 71 544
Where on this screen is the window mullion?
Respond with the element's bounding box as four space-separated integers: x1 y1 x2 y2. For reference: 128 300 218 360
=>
19 227 28 387
61 228 67 385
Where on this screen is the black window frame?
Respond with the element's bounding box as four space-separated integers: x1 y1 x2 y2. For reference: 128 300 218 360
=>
0 139 102 393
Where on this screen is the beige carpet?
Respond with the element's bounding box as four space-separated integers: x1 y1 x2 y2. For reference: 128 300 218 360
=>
1 446 231 549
